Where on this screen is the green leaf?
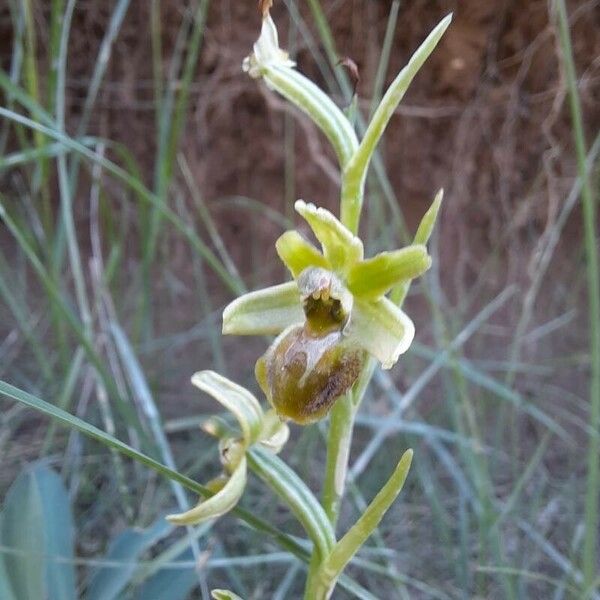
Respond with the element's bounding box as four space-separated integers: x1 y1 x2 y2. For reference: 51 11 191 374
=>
222 281 303 336
320 450 413 593
295 200 363 271
344 296 415 369
0 464 77 600
191 371 263 446
87 518 172 600
212 590 244 600
275 230 329 278
247 447 336 559
414 188 443 245
166 457 247 526
347 245 431 299
345 14 452 193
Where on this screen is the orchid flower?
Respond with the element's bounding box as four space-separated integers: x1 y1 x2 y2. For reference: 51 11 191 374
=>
222 200 432 423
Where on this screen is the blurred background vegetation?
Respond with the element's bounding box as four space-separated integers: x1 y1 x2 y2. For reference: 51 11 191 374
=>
0 0 599 598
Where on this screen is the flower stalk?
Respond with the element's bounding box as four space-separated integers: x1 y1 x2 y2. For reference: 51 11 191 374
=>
167 8 451 598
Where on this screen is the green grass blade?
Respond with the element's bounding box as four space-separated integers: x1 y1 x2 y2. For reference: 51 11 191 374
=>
554 0 600 589
0 106 243 295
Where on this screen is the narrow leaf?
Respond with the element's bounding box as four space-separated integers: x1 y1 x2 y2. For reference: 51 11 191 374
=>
323 450 413 586
222 281 303 336
247 447 336 559
191 371 263 446
391 189 443 306
414 188 443 245
347 245 431 299
344 14 452 204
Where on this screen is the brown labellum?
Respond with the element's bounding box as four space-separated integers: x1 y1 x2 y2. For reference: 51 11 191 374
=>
256 325 364 425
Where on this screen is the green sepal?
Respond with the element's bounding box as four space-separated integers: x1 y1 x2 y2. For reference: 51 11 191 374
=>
258 409 290 454
166 456 247 526
295 200 363 272
344 297 415 369
347 245 431 299
276 230 329 278
191 371 263 446
222 281 303 336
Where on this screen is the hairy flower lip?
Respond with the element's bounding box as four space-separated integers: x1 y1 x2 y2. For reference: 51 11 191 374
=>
256 323 364 424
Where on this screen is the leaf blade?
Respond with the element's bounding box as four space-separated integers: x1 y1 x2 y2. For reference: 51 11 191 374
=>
1 464 77 600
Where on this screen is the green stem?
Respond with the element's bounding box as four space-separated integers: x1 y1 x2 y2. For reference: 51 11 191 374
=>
319 104 365 526
555 0 600 590
321 393 355 524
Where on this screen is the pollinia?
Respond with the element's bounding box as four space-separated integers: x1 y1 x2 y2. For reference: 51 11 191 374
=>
170 8 452 599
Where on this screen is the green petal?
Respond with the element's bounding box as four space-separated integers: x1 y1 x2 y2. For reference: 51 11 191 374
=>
344 297 415 369
276 230 329 277
347 245 431 299
295 200 363 271
191 371 263 446
222 281 304 336
166 456 247 526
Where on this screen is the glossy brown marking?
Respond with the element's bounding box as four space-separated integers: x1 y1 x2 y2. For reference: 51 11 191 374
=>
257 325 364 424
